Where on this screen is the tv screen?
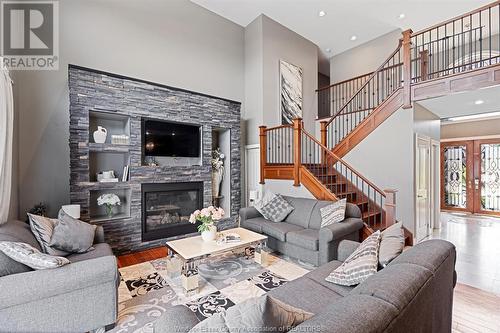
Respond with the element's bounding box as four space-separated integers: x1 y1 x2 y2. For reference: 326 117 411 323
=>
143 120 201 158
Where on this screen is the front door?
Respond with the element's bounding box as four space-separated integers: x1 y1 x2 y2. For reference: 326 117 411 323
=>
416 136 431 241
441 139 500 216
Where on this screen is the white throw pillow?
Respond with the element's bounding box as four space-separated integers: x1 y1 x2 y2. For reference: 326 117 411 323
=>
0 241 70 270
28 213 69 256
379 222 405 267
325 231 381 286
320 199 347 227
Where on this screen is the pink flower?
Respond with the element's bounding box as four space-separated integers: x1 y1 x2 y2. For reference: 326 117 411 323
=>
189 214 196 223
200 208 210 217
218 208 225 216
193 210 201 217
212 211 222 221
208 206 215 212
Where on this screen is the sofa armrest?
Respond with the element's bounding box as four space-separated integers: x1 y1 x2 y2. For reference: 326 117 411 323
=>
94 225 105 244
337 240 361 262
319 218 364 243
239 207 262 223
0 255 118 310
154 305 199 333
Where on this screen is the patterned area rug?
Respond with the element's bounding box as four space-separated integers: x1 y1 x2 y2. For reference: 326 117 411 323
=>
110 252 311 333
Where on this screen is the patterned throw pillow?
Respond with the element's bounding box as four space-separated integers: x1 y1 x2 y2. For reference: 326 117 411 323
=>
259 194 294 222
0 241 70 270
325 231 381 286
48 209 97 254
254 191 276 215
320 198 347 227
379 222 405 267
28 213 69 256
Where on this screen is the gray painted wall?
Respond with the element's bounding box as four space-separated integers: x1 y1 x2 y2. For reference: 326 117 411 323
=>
11 0 244 218
343 108 415 233
244 15 318 145
329 29 402 83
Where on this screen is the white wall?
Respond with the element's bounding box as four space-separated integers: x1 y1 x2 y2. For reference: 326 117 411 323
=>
441 118 500 139
330 29 402 83
12 0 245 217
343 107 415 233
263 180 315 199
414 103 441 140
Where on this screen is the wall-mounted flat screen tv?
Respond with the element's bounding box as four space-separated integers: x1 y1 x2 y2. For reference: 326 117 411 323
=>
143 119 201 158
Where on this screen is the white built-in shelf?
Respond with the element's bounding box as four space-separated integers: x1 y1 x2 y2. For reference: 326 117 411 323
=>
90 213 131 223
89 143 131 152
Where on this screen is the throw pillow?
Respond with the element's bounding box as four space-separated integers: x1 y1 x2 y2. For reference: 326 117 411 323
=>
320 198 347 227
254 191 276 216
259 194 294 222
189 295 313 333
48 209 97 253
379 222 405 267
0 241 70 270
325 231 381 286
28 213 69 256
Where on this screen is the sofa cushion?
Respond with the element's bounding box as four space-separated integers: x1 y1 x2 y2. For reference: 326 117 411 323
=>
0 220 40 276
325 231 381 286
67 243 114 263
308 200 332 229
259 194 294 222
282 196 316 228
28 213 69 256
305 260 354 297
320 199 347 228
0 241 70 270
262 222 303 242
242 217 271 233
48 208 97 253
379 222 405 267
286 229 319 251
389 239 455 272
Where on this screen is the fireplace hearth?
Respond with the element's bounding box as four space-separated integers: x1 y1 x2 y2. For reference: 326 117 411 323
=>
141 182 203 241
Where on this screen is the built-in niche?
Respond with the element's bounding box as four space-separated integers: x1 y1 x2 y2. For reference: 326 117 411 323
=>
89 188 132 223
212 128 231 218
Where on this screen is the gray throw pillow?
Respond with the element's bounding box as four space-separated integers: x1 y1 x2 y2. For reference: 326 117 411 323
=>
189 295 313 333
48 209 97 253
379 222 405 267
0 241 70 270
326 231 381 286
259 194 294 223
28 213 69 256
320 198 347 227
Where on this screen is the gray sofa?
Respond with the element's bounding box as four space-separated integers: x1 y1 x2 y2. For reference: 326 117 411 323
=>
155 239 457 333
0 220 119 333
240 196 364 266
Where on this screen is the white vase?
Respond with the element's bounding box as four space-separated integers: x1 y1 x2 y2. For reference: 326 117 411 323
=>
93 126 108 144
201 225 217 242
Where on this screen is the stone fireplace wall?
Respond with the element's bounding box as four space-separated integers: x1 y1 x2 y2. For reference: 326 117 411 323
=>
68 65 241 254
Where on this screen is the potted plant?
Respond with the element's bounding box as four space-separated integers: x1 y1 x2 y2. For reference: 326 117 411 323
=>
189 206 225 242
97 193 121 218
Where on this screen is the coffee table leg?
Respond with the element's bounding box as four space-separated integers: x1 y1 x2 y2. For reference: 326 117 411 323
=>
181 260 199 294
254 241 269 266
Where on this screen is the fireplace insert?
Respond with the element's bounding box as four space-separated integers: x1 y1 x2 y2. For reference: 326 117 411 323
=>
141 182 203 241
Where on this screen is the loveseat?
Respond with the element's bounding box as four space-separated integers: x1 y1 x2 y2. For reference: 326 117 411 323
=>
240 196 364 266
154 239 457 333
0 220 119 333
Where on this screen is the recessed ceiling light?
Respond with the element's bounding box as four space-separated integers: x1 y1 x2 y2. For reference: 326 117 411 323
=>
318 10 326 17
399 13 406 19
325 48 331 53
474 99 484 105
350 35 357 41
446 111 500 122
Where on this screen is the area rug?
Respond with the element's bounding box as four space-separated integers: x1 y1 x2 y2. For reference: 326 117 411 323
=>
110 252 311 333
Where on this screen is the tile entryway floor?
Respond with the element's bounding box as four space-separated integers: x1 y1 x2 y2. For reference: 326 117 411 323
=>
429 212 500 295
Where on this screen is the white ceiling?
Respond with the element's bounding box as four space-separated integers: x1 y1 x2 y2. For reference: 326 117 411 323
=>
418 85 500 119
191 0 492 64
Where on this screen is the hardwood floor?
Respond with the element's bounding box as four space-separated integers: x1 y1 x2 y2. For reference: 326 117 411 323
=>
117 248 500 332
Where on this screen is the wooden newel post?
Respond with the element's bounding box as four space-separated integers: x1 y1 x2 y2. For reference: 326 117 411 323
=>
292 118 302 187
384 189 397 227
259 126 267 185
320 120 328 165
419 49 429 82
402 29 413 109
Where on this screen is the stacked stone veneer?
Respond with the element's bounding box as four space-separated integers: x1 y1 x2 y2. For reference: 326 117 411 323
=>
68 65 241 254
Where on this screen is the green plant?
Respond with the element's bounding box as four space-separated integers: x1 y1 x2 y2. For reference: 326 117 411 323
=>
26 202 48 222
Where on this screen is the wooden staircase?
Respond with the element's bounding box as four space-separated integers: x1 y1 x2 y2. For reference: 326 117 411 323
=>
260 1 500 243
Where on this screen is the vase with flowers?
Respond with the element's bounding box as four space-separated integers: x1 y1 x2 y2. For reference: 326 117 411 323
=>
97 193 121 218
189 206 225 242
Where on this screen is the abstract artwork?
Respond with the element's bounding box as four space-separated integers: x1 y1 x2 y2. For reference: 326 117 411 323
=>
280 60 303 124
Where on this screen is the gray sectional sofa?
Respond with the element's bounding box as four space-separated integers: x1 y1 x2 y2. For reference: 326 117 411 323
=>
0 220 119 333
155 239 457 333
240 196 364 266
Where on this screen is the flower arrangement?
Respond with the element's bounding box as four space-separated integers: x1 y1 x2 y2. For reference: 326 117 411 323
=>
97 193 121 218
189 206 225 233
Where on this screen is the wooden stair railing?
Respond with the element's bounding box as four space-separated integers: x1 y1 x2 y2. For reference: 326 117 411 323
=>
259 118 397 232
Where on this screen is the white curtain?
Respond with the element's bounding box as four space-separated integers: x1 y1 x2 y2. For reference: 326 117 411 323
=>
0 62 14 223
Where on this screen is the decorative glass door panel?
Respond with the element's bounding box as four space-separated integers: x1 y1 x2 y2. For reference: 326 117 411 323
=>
474 140 500 215
443 145 468 209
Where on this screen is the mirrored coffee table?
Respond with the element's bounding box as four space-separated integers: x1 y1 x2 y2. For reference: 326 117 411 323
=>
165 227 268 294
